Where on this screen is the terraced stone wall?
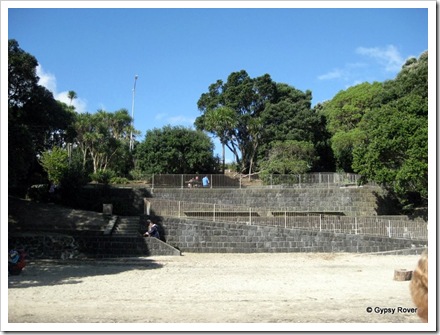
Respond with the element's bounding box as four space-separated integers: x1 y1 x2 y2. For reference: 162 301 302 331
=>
150 186 395 216
158 217 427 254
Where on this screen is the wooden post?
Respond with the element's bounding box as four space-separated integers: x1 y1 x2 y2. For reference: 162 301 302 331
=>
394 269 413 281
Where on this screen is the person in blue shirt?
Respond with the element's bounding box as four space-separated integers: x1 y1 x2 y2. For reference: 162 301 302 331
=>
143 219 160 239
202 175 210 188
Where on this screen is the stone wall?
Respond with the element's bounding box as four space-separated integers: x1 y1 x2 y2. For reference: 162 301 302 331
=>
150 186 394 216
71 185 398 217
158 217 427 254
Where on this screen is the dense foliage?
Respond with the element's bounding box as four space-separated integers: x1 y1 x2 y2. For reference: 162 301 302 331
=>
352 52 428 209
195 71 332 174
135 126 218 174
8 39 75 189
322 52 428 209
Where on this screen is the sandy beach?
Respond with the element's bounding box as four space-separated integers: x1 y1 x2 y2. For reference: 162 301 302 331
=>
7 252 424 330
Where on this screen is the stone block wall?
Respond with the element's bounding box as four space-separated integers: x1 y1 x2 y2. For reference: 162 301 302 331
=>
159 217 427 254
150 186 392 216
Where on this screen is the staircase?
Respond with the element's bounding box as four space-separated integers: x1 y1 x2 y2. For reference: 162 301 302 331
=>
113 216 141 236
88 215 181 257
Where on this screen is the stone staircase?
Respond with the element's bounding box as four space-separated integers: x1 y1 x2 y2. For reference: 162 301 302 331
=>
8 197 181 259
74 215 181 258
113 216 141 236
91 215 181 257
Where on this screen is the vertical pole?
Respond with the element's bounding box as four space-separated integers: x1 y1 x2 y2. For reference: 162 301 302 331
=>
285 211 287 229
129 75 138 152
181 174 184 189
319 214 322 232
249 207 252 225
178 201 181 218
152 174 155 190
388 220 391 238
213 204 216 222
355 216 358 235
211 174 213 188
270 174 273 189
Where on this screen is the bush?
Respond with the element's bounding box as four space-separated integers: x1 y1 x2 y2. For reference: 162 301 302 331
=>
111 177 130 184
90 170 116 185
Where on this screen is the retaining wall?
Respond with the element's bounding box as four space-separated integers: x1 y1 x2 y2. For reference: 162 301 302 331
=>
150 186 395 216
71 185 397 217
158 217 427 254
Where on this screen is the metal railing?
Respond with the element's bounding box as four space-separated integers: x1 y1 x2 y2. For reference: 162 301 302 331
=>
145 198 428 241
137 172 365 189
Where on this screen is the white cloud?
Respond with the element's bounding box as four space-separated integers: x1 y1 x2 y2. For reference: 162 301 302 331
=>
36 64 57 93
155 112 168 120
168 115 195 126
36 64 87 113
318 69 344 81
356 45 404 72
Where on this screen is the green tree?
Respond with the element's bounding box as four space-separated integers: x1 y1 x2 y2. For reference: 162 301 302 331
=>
197 71 276 174
135 125 217 174
320 81 383 171
259 140 316 176
39 146 69 185
195 106 237 172
67 90 77 107
72 109 133 174
352 51 428 209
197 71 319 176
8 39 75 189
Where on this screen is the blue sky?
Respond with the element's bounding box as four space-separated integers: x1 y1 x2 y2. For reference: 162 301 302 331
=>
5 3 431 161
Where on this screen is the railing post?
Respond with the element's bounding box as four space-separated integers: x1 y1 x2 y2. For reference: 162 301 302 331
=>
181 174 184 189
178 201 181 218
270 174 273 189
152 174 155 190
319 214 322 232
213 203 216 222
210 174 213 188
249 207 252 225
388 220 392 238
284 211 287 229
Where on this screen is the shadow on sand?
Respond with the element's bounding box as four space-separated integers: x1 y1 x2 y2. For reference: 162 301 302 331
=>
8 259 163 289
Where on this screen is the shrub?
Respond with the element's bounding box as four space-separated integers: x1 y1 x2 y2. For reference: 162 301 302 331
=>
90 170 116 185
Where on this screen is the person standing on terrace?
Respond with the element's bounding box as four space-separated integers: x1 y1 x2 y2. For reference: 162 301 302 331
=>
202 175 210 188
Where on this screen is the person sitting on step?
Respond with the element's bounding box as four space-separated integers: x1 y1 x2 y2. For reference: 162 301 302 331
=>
143 219 160 239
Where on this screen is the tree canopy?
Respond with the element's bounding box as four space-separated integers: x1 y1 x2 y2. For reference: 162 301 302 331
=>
352 51 428 209
135 125 217 174
195 70 327 175
8 39 75 188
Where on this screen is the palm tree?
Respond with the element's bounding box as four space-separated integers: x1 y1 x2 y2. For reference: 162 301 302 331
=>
67 90 77 107
204 106 237 173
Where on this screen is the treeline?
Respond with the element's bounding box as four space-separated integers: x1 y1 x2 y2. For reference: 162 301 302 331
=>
8 39 427 211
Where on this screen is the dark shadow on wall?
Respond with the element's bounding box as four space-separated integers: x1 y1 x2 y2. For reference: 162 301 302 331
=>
373 189 428 221
373 189 401 215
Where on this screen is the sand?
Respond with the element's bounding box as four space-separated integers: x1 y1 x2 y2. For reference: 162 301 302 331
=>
6 252 424 330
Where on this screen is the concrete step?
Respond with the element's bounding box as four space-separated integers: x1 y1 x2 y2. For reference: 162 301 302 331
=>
112 216 141 236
